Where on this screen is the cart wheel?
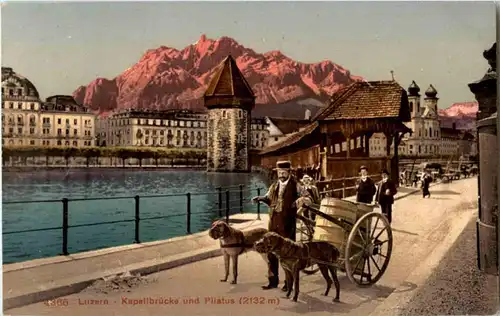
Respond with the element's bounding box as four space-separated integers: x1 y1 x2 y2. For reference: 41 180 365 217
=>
344 212 393 287
296 209 319 275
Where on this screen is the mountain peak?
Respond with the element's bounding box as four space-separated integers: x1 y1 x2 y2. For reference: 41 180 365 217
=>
73 35 362 112
439 101 478 117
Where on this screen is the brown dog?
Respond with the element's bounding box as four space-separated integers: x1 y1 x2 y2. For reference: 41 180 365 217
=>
254 232 341 302
209 220 268 284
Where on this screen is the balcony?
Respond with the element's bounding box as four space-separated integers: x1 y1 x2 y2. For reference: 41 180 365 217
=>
29 121 36 127
43 123 51 128
17 121 24 126
2 95 39 102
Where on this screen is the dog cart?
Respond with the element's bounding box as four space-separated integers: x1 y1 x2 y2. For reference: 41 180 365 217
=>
296 197 393 286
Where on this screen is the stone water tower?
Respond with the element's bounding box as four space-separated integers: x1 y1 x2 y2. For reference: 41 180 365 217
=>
204 55 256 173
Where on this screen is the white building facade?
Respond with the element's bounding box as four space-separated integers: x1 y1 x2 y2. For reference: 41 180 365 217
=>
368 80 476 159
96 109 269 150
2 67 96 147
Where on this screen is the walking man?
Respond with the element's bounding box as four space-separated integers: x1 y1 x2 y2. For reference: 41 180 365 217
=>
355 166 377 204
375 169 398 223
421 169 433 198
252 161 311 291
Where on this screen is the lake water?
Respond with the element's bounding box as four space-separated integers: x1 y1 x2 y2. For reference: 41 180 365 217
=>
2 169 269 264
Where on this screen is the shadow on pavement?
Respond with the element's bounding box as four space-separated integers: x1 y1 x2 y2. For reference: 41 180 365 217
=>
428 190 460 195
278 293 357 314
392 228 419 236
226 282 266 293
392 281 417 294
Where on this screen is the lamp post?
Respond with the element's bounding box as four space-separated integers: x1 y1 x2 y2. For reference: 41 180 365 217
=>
468 42 497 276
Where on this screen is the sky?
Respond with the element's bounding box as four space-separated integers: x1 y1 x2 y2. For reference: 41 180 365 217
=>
1 1 496 109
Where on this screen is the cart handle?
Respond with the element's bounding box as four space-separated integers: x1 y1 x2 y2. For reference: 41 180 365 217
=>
300 204 355 232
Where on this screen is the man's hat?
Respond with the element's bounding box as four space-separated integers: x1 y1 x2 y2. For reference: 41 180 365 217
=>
301 174 313 181
275 160 292 170
359 165 368 172
381 169 390 176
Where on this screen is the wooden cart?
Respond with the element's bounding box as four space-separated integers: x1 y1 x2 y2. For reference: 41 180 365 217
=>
296 197 393 286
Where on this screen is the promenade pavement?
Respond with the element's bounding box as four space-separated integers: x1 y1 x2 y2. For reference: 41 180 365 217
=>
6 177 478 316
2 183 421 311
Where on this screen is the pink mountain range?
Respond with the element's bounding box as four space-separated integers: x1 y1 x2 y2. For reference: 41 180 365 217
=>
73 34 363 113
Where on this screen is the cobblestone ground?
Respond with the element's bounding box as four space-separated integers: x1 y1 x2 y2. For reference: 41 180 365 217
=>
6 178 479 316
398 217 498 316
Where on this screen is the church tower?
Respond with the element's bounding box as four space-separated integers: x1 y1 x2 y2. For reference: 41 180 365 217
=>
407 80 421 118
204 55 255 173
424 84 438 114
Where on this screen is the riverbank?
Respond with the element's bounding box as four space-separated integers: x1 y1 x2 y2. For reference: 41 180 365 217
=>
3 165 205 172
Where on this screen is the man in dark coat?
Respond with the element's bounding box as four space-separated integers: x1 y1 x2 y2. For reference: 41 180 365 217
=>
375 169 398 223
252 160 311 291
356 166 377 204
421 169 432 198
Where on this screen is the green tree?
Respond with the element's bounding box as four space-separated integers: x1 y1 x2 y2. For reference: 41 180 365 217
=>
116 148 132 168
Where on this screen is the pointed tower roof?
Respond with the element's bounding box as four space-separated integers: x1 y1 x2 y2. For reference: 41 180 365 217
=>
425 84 438 98
204 55 255 110
407 81 420 96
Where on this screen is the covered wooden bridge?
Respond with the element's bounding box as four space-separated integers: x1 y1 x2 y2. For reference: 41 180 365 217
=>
259 80 412 183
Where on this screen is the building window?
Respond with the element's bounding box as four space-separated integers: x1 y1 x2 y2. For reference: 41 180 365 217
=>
222 111 226 118
66 129 69 135
74 119 77 125
30 140 35 145
409 101 413 112
57 140 62 146
30 103 35 110
73 141 77 147
30 128 35 134
58 118 61 124
74 129 77 135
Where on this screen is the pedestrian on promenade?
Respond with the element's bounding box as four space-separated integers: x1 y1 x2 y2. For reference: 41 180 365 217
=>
421 169 433 198
355 166 376 204
252 160 312 291
375 169 397 224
